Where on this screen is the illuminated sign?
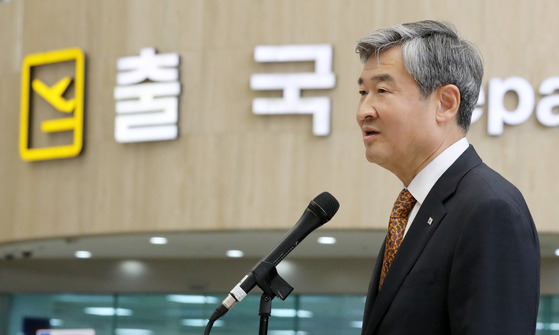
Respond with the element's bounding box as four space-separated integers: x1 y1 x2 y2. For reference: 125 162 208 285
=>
19 44 559 163
114 47 181 143
20 48 85 161
250 44 336 136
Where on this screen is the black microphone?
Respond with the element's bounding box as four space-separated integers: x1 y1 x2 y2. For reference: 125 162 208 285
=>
209 191 340 323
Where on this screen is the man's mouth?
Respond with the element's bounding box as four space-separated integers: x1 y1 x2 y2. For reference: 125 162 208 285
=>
362 127 379 140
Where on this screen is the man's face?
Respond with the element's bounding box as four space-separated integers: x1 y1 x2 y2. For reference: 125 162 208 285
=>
356 46 440 181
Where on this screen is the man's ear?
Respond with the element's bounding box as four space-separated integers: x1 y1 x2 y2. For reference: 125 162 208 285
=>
436 84 460 124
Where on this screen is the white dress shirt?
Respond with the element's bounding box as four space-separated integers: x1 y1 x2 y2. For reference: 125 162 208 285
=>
403 137 469 238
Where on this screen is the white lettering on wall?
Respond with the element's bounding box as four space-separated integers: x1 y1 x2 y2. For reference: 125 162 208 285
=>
537 77 559 127
486 77 535 136
114 48 181 143
472 76 559 135
250 44 336 136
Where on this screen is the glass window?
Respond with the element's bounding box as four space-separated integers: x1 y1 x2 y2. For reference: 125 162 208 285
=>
7 294 115 335
3 293 365 335
5 293 552 334
298 295 365 334
537 296 559 334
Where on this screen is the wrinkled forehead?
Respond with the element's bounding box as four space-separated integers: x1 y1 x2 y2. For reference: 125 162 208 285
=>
358 47 406 83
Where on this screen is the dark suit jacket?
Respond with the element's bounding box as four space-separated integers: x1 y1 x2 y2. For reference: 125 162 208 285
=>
361 146 540 335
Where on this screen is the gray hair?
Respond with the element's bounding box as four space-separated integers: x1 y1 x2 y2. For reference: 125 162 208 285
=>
356 20 483 132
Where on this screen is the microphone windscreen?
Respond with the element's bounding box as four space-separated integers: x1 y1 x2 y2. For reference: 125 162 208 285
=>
312 192 340 220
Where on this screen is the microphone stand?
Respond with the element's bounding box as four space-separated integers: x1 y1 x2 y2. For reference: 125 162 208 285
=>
258 293 273 335
252 261 294 335
204 261 295 335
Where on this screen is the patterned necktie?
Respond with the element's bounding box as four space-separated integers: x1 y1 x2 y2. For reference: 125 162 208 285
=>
379 189 417 290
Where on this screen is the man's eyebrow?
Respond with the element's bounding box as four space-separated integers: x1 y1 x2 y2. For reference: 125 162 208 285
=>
373 74 394 83
357 74 394 85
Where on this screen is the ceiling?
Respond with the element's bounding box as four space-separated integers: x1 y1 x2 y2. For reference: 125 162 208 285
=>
0 229 558 260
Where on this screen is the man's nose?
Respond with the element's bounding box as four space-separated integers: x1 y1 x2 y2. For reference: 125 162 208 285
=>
357 100 377 123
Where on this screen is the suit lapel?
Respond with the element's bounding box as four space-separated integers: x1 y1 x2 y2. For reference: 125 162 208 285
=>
363 201 447 333
362 238 385 321
362 146 482 335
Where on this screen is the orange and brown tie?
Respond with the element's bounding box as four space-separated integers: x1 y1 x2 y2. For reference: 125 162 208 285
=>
379 189 417 289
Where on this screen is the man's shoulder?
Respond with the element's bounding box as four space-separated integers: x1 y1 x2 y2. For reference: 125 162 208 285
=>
465 161 517 190
451 146 520 195
431 146 528 208
457 161 528 207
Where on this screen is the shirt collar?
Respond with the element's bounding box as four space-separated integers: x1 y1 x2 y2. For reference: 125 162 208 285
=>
407 138 469 205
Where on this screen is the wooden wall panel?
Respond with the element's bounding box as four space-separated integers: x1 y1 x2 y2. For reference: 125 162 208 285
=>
1 0 559 243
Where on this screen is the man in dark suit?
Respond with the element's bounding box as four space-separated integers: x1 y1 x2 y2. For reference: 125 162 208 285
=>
355 20 540 334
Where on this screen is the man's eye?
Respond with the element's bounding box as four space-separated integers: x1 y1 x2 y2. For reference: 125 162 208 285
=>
377 88 387 94
359 90 367 96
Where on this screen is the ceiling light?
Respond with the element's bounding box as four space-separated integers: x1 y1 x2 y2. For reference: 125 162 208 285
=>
75 250 92 259
119 260 147 277
554 249 559 257
150 237 168 245
317 236 336 245
226 250 244 258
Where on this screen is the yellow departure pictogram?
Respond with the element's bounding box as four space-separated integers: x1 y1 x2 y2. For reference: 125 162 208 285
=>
32 77 76 113
19 48 85 161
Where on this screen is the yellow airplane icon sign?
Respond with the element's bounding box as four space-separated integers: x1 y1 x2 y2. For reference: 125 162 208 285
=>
20 48 85 161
